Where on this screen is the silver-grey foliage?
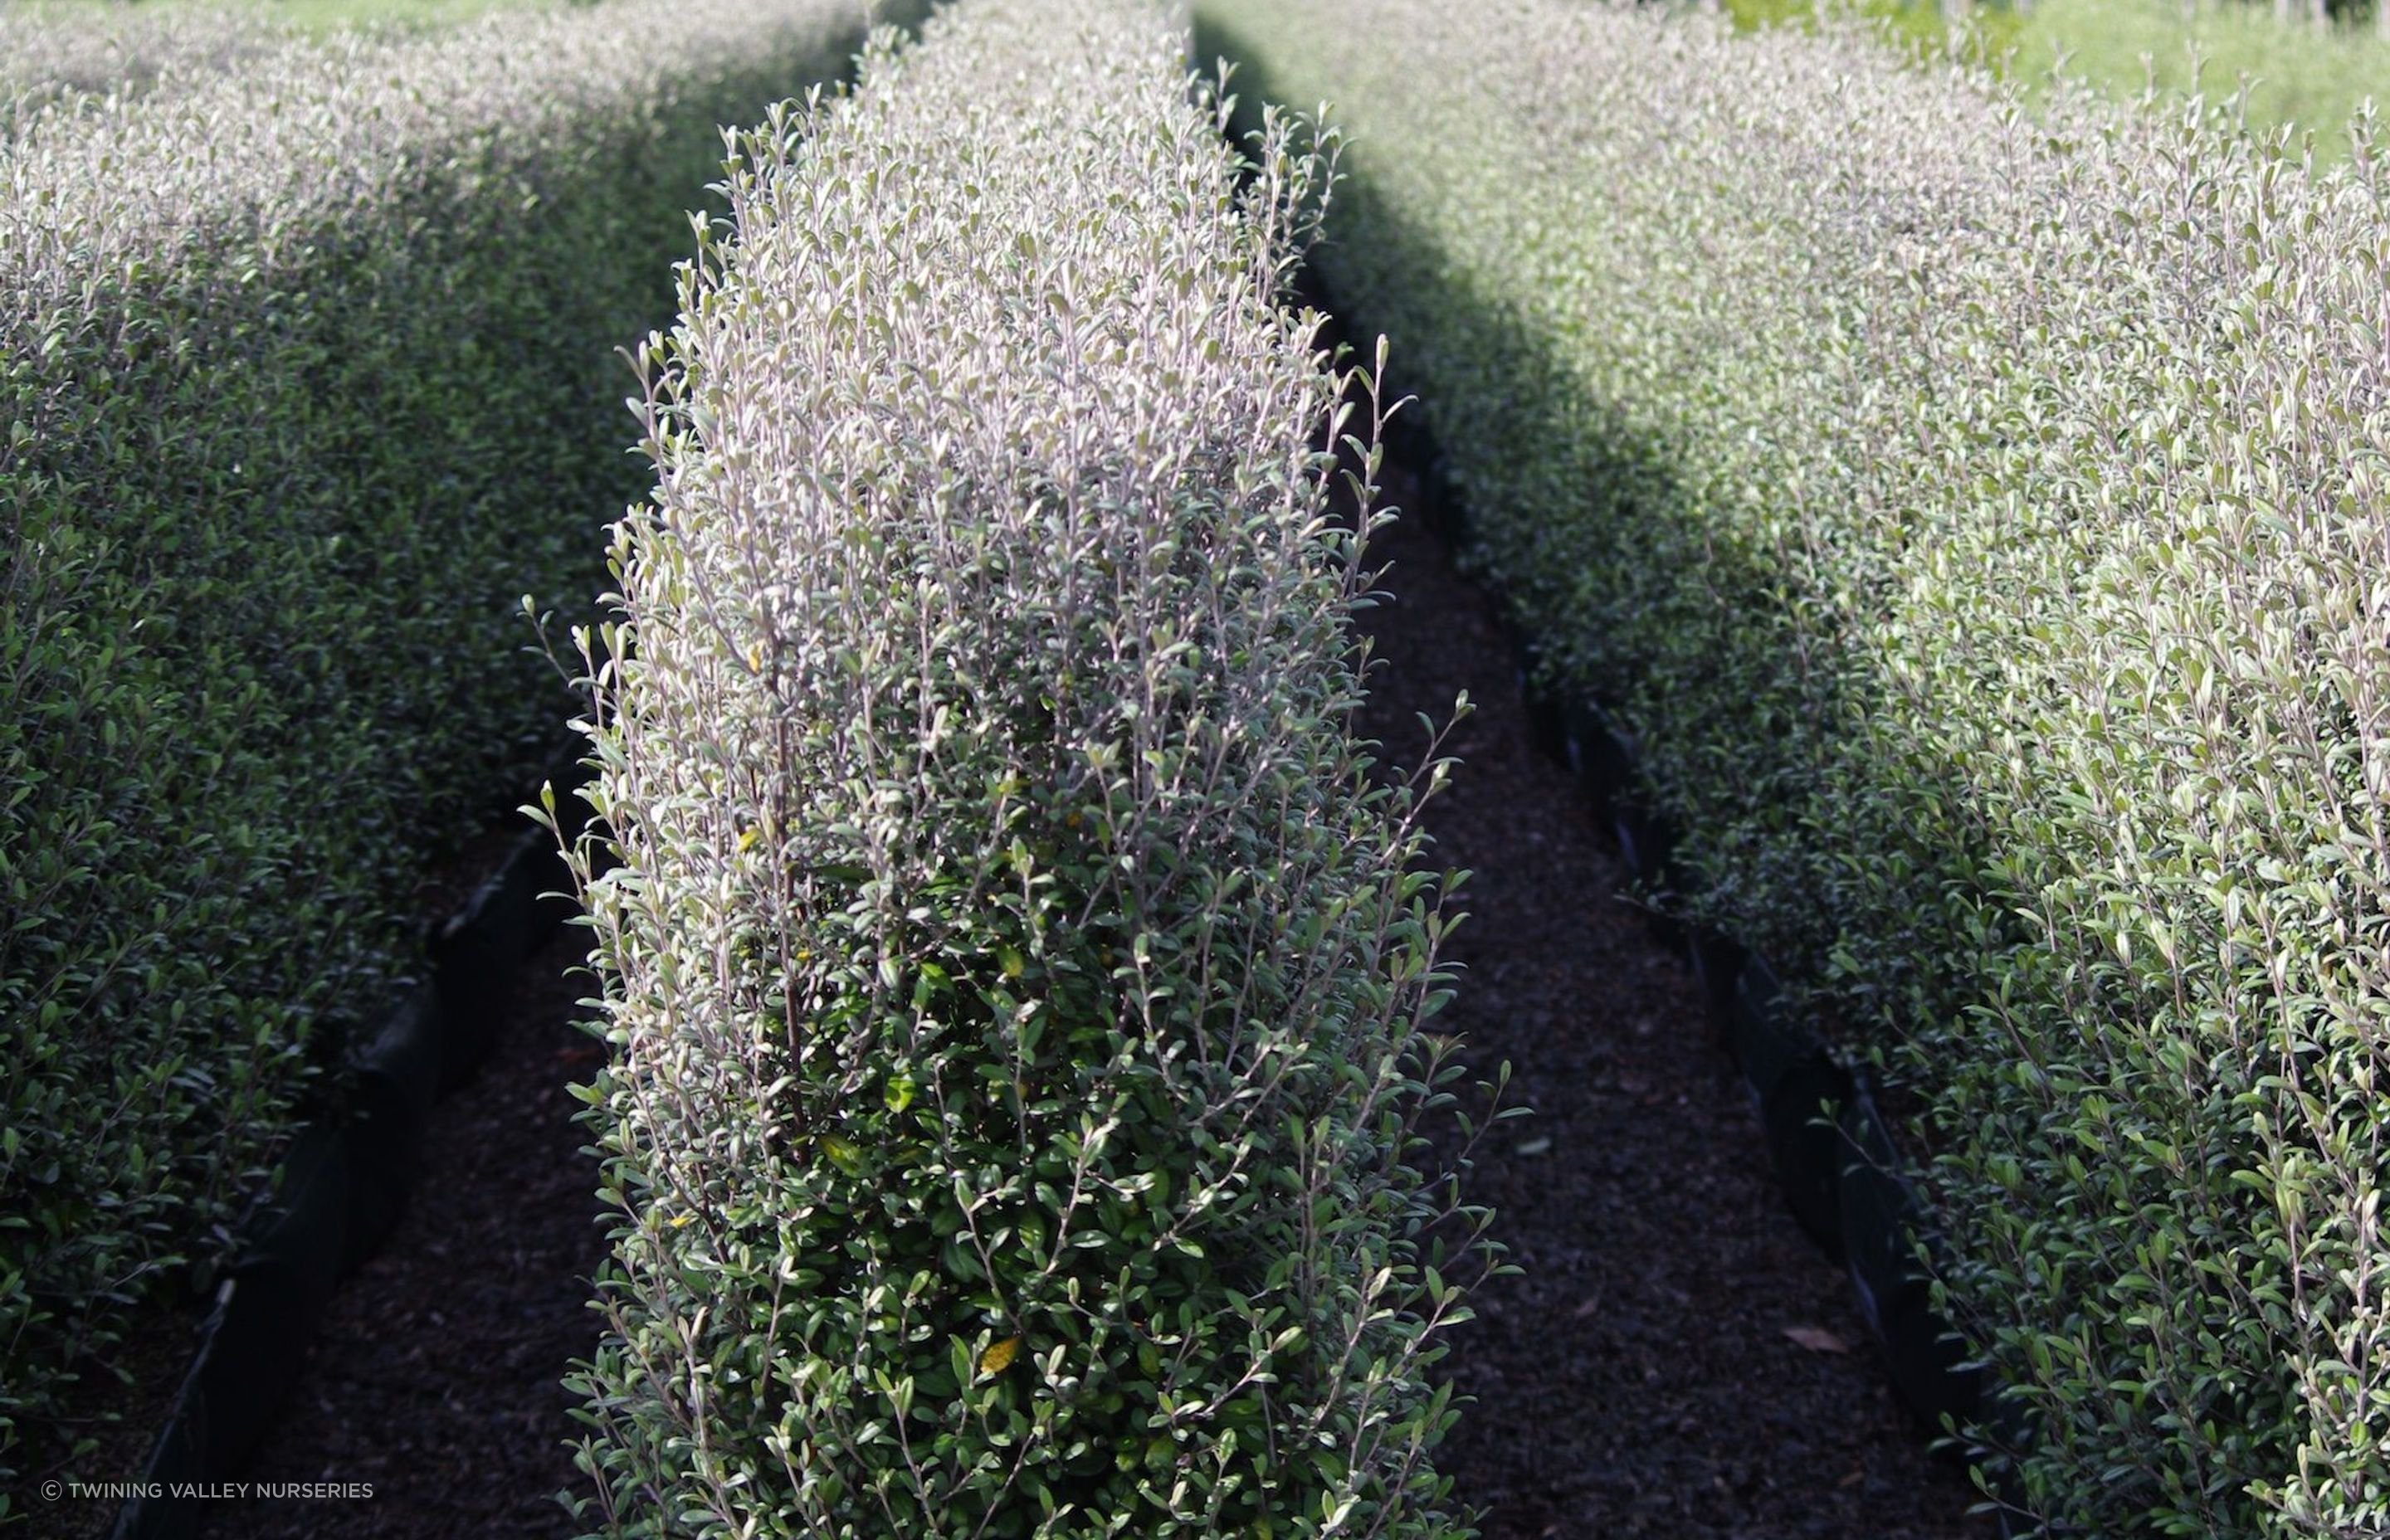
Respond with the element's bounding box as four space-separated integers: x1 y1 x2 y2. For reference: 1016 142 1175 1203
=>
0 2 295 127
0 0 879 1491
562 2 1498 1533
1202 0 2390 1533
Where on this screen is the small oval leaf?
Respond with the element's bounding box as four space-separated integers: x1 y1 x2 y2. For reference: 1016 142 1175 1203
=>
978 1335 1022 1376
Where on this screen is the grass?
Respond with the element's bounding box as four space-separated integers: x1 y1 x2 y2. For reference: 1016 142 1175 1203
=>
1719 0 2027 60
2010 0 2390 154
1715 0 2390 154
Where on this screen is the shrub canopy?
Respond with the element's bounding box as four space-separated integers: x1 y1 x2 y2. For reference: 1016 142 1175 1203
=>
0 0 880 1484
563 3 1493 1534
1200 0 2390 1532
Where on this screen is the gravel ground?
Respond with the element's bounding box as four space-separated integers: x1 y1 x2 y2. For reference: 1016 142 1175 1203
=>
1346 458 1995 1540
213 923 603 1540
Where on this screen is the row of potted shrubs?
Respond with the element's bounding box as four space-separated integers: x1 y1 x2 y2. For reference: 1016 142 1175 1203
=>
556 2 1497 1532
0 0 895 1490
1197 0 2390 1534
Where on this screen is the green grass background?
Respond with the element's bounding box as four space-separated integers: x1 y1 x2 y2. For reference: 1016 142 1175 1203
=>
1716 0 2390 154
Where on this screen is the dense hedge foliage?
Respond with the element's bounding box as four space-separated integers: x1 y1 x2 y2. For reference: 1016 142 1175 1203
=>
561 2 1495 1533
0 0 885 1484
0 3 289 106
1199 1 2390 1533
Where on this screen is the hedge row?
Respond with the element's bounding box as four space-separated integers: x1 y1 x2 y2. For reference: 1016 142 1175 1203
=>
0 0 887 1484
0 3 292 125
1197 2 2390 1534
559 3 1496 1533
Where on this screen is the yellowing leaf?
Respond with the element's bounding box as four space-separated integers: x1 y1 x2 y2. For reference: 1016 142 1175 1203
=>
978 1335 1022 1376
997 943 1024 978
818 1133 864 1176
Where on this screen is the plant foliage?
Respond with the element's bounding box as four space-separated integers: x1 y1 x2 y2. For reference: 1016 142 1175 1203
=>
560 3 1497 1533
0 0 886 1490
1201 0 2390 1533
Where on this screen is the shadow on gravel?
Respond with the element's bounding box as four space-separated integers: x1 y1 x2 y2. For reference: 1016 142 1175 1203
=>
1344 471 1995 1539
1191 14 2015 1529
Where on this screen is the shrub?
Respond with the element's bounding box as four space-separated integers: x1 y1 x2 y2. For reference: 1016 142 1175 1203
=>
0 0 890 1487
0 3 290 110
560 3 1495 1534
1199 0 2390 1533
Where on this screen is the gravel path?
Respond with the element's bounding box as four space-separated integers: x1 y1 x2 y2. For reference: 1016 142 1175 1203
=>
1347 458 1994 1540
215 925 601 1540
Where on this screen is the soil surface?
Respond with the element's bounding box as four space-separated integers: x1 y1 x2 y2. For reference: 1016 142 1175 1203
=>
210 921 604 1540
1347 461 1995 1540
22 1298 208 1540
20 812 573 1540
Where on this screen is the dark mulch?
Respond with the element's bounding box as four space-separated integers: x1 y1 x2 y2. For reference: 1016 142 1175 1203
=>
24 1300 207 1540
1347 462 1996 1540
24 816 575 1540
211 921 605 1540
